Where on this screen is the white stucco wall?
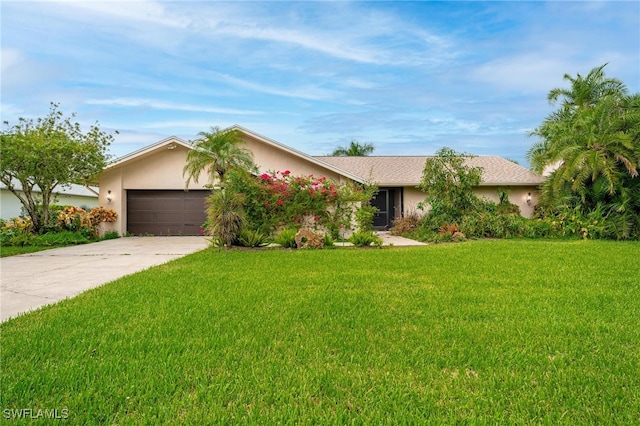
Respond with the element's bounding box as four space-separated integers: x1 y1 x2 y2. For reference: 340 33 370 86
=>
401 185 539 219
100 135 360 235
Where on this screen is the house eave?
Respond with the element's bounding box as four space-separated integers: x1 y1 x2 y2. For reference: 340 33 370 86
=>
229 125 367 183
105 136 192 169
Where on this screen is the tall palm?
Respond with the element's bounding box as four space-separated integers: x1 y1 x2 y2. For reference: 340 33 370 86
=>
529 64 629 174
546 63 627 110
183 127 256 187
331 140 374 156
528 65 640 238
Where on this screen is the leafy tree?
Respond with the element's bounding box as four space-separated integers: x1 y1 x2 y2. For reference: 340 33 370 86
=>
1 103 115 233
331 140 374 156
527 64 640 239
417 147 484 226
183 126 256 187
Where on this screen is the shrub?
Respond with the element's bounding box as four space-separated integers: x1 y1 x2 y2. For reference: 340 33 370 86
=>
89 206 118 224
390 212 421 236
101 231 120 240
349 231 383 248
238 230 269 248
274 228 298 248
439 223 459 235
354 205 377 232
226 169 377 237
9 230 35 247
206 190 246 248
57 206 92 233
33 231 90 246
323 233 335 247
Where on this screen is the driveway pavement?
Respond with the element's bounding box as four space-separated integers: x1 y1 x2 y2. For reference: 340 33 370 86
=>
1 233 425 323
1 237 209 322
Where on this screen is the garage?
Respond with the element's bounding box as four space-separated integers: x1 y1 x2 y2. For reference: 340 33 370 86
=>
127 190 209 236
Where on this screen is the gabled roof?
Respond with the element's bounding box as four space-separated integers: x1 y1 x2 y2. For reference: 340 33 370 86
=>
104 126 542 187
106 136 191 169
229 125 365 183
316 156 543 186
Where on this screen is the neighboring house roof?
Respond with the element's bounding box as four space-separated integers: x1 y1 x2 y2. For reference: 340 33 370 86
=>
0 180 99 197
316 156 544 186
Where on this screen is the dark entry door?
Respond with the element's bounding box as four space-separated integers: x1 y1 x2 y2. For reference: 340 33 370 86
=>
372 189 396 230
127 190 208 236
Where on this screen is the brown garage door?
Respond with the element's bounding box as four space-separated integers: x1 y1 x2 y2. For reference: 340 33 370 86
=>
127 190 209 236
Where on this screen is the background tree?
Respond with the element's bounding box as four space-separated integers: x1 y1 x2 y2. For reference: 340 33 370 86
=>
417 147 484 226
331 140 374 156
1 103 115 233
183 126 256 187
527 64 640 239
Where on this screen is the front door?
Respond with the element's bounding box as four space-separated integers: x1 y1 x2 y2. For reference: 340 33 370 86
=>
372 188 397 230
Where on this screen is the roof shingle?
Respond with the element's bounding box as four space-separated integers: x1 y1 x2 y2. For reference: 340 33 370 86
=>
315 156 543 186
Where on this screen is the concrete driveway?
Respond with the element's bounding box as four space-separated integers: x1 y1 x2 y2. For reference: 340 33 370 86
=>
1 237 209 322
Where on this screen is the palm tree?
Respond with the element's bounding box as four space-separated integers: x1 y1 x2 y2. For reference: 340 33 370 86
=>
529 64 630 174
183 126 255 247
183 126 256 188
527 64 640 238
331 140 375 156
546 63 627 110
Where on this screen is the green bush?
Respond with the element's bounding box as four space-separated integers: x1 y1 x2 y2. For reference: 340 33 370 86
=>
390 212 421 236
32 231 90 246
323 233 335 248
206 189 246 248
9 231 35 247
354 205 377 232
238 230 269 247
226 169 377 237
101 231 120 240
274 228 297 248
349 231 383 248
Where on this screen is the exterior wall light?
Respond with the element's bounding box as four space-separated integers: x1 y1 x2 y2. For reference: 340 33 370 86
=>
107 190 112 203
526 193 531 205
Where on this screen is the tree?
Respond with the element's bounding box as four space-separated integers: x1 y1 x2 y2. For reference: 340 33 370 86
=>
527 64 640 239
183 126 256 187
1 103 115 233
331 140 374 156
417 147 483 225
206 189 246 248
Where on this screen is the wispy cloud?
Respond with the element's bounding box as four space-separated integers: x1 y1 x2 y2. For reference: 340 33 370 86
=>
1 1 637 164
64 0 190 29
85 98 260 115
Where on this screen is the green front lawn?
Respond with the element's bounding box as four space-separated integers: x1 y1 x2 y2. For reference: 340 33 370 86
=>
2 240 639 423
0 246 53 257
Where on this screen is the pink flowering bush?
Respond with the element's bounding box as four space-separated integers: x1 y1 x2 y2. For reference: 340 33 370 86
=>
227 169 376 238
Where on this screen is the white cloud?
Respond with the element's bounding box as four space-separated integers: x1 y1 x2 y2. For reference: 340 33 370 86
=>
64 0 190 29
85 98 260 115
213 73 339 101
1 48 22 72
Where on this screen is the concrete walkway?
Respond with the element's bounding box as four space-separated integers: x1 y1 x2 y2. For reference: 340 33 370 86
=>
376 231 428 247
1 237 209 322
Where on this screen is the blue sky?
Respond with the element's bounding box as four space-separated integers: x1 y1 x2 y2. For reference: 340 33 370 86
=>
2 1 639 166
